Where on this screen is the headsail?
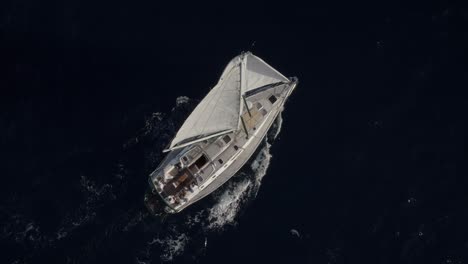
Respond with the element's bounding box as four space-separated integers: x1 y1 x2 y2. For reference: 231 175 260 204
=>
243 53 290 93
167 56 242 150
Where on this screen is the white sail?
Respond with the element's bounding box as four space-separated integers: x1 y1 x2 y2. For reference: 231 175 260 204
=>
167 52 289 151
168 56 242 150
243 53 290 93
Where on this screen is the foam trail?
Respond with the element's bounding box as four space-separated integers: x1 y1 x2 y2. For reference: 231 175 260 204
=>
145 99 286 261
151 232 189 262
249 141 272 195
207 178 252 229
272 108 284 139
205 110 284 230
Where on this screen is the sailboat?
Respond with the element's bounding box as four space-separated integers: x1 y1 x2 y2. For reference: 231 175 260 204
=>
147 52 297 213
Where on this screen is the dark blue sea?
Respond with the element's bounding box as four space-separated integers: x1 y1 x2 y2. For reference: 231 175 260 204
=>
1 1 468 263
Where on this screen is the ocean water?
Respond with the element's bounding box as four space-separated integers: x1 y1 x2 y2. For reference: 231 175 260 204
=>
1 96 286 263
2 2 468 264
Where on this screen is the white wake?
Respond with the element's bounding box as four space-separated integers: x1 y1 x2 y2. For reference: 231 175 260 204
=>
149 96 285 262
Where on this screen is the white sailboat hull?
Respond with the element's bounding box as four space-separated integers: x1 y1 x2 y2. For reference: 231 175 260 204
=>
175 80 297 212
148 53 297 213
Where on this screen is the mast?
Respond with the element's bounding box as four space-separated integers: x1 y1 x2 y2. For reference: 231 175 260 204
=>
242 95 252 117
238 52 248 129
238 52 250 138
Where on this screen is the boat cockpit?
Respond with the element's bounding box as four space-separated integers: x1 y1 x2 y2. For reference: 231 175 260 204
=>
154 146 215 207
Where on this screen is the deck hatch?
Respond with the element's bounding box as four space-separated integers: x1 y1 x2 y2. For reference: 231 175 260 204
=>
223 135 231 144
268 95 277 104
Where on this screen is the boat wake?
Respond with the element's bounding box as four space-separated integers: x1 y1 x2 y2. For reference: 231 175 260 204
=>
1 96 284 263
140 96 283 262
207 139 273 230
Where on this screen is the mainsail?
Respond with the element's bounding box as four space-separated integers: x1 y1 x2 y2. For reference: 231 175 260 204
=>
166 52 289 151
167 57 242 150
